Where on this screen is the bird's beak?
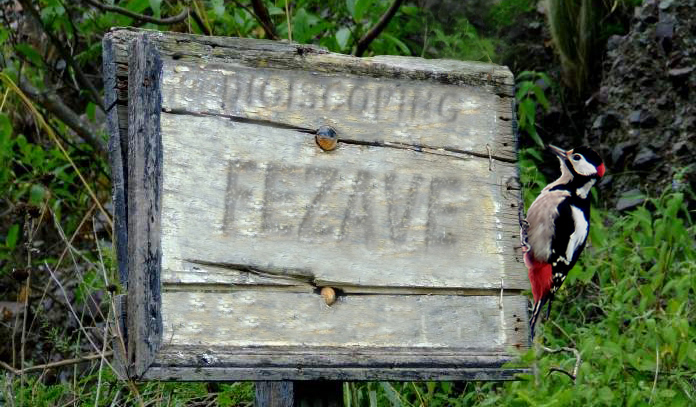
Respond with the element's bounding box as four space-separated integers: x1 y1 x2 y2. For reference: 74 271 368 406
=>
547 144 567 159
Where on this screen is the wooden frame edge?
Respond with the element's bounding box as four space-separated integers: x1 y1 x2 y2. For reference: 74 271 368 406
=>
126 34 164 378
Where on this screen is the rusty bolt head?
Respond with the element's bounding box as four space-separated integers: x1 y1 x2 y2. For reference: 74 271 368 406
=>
320 287 336 306
315 126 338 151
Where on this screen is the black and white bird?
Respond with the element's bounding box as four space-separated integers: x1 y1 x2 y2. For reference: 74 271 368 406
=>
521 145 605 338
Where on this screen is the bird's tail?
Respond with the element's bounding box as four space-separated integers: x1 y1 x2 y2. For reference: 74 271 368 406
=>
529 296 551 338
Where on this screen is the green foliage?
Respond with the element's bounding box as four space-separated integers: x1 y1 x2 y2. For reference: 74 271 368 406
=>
429 18 497 62
488 0 536 29
2 368 255 406
516 70 552 148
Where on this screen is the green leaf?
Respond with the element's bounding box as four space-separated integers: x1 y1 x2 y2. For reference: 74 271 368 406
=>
515 81 534 101
29 184 47 205
0 27 9 45
5 224 19 249
125 0 150 14
335 27 351 51
148 0 162 18
267 6 284 15
15 43 44 67
86 102 96 122
382 33 410 55
379 383 402 407
353 0 374 21
532 85 550 111
211 0 225 18
516 70 535 80
368 390 377 407
346 0 356 19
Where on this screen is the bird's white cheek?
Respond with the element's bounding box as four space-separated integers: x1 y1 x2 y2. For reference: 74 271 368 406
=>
573 160 598 176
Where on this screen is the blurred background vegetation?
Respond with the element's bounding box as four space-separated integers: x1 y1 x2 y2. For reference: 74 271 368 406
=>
0 0 694 405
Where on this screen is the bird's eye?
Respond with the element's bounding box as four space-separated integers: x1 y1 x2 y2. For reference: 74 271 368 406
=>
572 154 582 161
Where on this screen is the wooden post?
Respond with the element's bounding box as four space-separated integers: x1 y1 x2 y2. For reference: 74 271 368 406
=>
103 28 529 395
255 382 293 407
255 382 342 407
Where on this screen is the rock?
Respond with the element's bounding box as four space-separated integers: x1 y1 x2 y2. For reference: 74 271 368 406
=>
611 141 638 166
606 35 624 51
632 147 660 169
656 15 675 51
659 0 674 9
599 174 613 189
592 112 621 130
628 110 658 127
656 94 672 108
668 66 694 77
671 141 691 157
616 189 646 211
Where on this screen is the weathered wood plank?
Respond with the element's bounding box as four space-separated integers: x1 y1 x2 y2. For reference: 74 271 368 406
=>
160 113 524 290
153 345 526 367
159 292 527 349
126 35 163 377
106 28 515 160
103 35 129 287
111 294 128 380
144 366 527 381
106 28 514 95
160 60 514 160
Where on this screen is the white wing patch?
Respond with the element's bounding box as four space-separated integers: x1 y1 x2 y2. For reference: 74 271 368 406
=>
566 205 589 262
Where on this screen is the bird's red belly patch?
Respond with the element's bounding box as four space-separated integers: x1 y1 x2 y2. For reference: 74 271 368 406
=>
527 255 552 302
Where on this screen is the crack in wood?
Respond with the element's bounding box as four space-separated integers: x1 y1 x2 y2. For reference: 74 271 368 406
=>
184 258 318 286
162 108 517 163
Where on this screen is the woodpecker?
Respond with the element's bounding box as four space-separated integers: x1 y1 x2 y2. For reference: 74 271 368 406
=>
521 145 605 338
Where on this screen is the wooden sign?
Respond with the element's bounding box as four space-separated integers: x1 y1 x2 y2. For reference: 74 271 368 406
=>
103 28 529 381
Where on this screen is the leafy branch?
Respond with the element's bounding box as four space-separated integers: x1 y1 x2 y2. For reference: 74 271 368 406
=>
83 0 211 35
17 0 104 111
355 0 405 56
516 70 552 148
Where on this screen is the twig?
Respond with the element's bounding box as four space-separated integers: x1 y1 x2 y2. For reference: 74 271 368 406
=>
20 216 33 400
227 0 279 40
540 345 582 382
548 367 576 380
17 78 106 156
649 340 659 403
0 352 113 375
0 87 9 112
84 0 189 25
45 262 115 373
250 0 279 39
354 0 405 57
188 6 212 36
549 320 575 346
27 203 97 335
17 0 104 111
95 306 111 407
284 0 292 41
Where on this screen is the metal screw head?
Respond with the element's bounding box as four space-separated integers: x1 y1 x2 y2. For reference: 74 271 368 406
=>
315 126 338 151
